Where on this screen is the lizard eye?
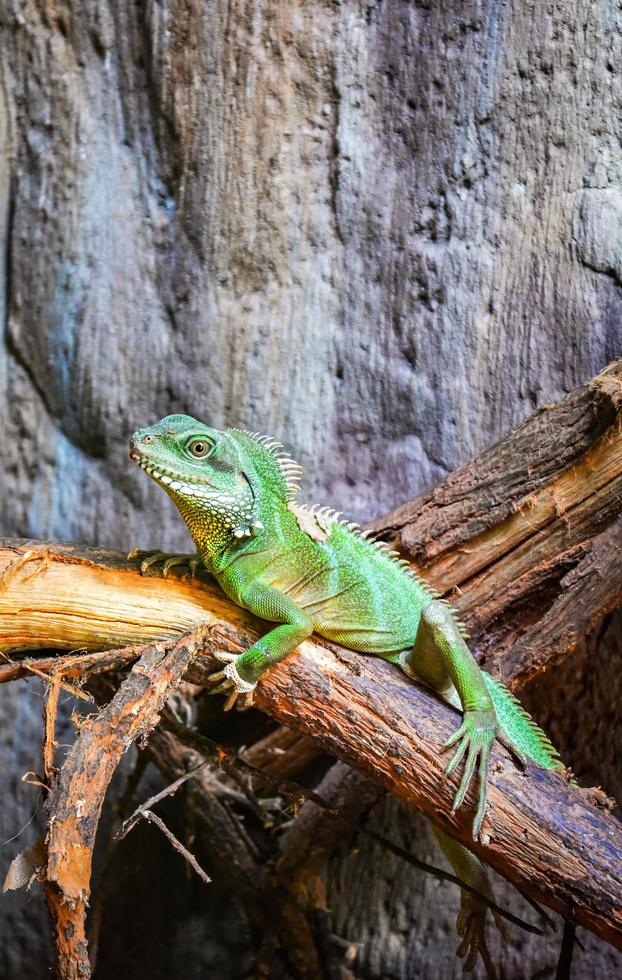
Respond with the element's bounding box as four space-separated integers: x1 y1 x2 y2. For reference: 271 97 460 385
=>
187 439 212 459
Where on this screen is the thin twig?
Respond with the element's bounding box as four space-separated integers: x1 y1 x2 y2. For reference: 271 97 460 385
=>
555 919 576 980
43 673 62 781
116 760 212 840
137 810 211 885
363 829 547 936
0 650 93 701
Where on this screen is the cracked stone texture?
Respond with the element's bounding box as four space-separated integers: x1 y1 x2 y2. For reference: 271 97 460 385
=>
0 1 621 978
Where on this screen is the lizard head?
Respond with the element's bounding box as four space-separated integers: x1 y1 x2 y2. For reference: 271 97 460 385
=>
129 415 300 556
130 414 260 549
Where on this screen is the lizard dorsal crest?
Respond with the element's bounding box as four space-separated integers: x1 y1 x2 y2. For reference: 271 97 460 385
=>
231 429 303 500
287 502 337 541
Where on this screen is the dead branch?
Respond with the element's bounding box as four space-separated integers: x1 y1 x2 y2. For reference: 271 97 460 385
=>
116 761 212 839
371 359 622 686
43 626 211 979
158 713 547 935
124 809 211 885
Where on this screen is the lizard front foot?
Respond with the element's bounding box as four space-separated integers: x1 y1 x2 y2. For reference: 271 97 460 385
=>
128 549 201 578
444 709 497 840
207 651 257 711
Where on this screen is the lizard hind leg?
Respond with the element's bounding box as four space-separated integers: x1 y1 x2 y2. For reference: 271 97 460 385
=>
432 825 505 977
395 600 499 840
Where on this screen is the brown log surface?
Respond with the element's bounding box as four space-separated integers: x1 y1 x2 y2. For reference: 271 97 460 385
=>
0 539 621 950
371 361 622 686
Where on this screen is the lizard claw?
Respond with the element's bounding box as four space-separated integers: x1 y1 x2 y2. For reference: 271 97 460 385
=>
212 651 239 664
206 654 256 711
224 689 239 712
497 730 528 768
455 893 499 978
128 550 201 578
444 710 496 840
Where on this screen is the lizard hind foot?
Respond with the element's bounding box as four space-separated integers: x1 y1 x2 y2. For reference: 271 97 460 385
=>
444 709 497 840
456 897 499 978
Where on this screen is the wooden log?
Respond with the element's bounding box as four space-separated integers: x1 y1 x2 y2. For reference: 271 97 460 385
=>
371 360 622 685
0 540 620 948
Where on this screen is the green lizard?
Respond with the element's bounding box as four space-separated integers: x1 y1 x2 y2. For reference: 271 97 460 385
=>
129 414 562 969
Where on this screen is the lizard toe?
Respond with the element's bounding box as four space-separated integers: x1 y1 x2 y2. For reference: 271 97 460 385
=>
212 650 239 664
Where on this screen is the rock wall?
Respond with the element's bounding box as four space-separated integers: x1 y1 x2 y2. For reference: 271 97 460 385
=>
1 2 621 977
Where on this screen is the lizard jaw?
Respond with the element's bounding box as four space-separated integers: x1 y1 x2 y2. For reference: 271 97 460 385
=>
129 448 215 498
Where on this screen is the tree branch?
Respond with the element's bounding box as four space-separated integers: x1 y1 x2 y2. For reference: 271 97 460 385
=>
0 539 620 947
1 360 621 950
43 627 209 979
370 359 622 686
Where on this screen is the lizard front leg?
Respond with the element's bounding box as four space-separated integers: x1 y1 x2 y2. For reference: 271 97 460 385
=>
400 600 498 840
208 583 313 710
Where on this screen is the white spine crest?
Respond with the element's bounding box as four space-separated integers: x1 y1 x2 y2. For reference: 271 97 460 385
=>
290 503 443 603
231 428 302 500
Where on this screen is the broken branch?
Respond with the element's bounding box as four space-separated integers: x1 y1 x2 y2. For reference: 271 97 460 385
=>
43 625 211 979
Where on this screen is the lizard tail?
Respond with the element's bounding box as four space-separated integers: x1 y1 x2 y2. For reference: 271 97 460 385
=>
483 671 564 771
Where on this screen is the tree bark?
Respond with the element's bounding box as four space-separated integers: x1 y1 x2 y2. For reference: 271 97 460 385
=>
1 539 621 948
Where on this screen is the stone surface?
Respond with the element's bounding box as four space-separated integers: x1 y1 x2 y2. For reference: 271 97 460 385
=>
1 2 621 977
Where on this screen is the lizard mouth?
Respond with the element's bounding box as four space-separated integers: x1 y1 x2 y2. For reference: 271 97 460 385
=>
129 448 215 499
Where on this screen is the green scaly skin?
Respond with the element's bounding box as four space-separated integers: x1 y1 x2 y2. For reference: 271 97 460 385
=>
129 414 565 973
